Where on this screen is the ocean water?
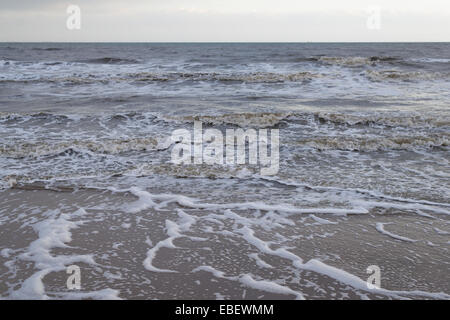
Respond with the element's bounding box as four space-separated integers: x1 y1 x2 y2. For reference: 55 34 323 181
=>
0 43 449 299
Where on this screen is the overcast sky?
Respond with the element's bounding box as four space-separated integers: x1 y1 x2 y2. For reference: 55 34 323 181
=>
1 0 449 42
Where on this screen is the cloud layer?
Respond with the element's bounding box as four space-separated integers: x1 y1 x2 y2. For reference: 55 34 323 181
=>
1 0 449 41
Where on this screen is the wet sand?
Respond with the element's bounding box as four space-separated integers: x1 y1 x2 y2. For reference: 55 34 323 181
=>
0 186 448 300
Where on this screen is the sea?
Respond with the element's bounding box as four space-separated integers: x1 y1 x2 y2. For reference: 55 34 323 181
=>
0 43 449 299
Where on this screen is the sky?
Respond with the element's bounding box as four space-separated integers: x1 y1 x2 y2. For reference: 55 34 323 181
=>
0 0 449 42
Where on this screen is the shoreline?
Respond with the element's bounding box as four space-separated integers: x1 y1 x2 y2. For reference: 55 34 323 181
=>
1 187 448 299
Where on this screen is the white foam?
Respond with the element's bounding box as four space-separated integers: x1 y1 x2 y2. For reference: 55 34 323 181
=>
193 265 227 279
8 208 108 299
239 226 303 264
239 274 304 300
53 288 121 300
310 214 338 225
193 265 304 300
143 220 178 273
434 227 449 235
143 209 198 273
234 219 448 299
119 186 450 299
123 186 369 216
299 259 450 300
248 253 273 269
0 248 13 258
375 223 417 242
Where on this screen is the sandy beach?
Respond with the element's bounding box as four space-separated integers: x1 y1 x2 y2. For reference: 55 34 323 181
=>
0 184 448 299
0 43 449 299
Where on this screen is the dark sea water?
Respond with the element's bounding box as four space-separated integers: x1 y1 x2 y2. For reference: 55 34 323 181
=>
0 43 449 299
1 43 450 111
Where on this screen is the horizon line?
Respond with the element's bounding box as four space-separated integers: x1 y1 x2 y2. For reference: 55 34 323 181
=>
1 41 450 44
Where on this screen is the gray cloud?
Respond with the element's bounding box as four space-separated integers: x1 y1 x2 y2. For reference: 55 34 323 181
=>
0 0 449 41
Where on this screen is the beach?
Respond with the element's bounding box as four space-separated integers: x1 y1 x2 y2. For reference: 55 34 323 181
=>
0 43 449 299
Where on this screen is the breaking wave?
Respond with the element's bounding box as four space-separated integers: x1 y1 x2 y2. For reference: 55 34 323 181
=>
126 71 320 83
1 110 448 130
296 134 449 151
76 57 141 64
161 112 292 128
32 47 64 51
0 112 72 123
317 56 399 66
365 70 449 81
0 137 170 158
162 111 449 129
124 163 258 180
314 112 450 128
0 72 320 85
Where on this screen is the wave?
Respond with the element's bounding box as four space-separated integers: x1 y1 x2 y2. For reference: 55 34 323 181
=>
316 56 399 66
296 134 449 151
312 55 448 67
364 69 449 81
314 112 450 128
162 111 450 129
3 59 448 84
32 47 64 51
160 112 292 128
410 58 450 64
1 110 448 130
125 71 320 83
1 110 289 128
0 137 171 158
0 71 320 85
0 60 72 67
4 69 447 85
76 57 141 64
0 111 157 125
0 77 103 85
290 56 400 66
0 112 74 123
124 163 258 180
